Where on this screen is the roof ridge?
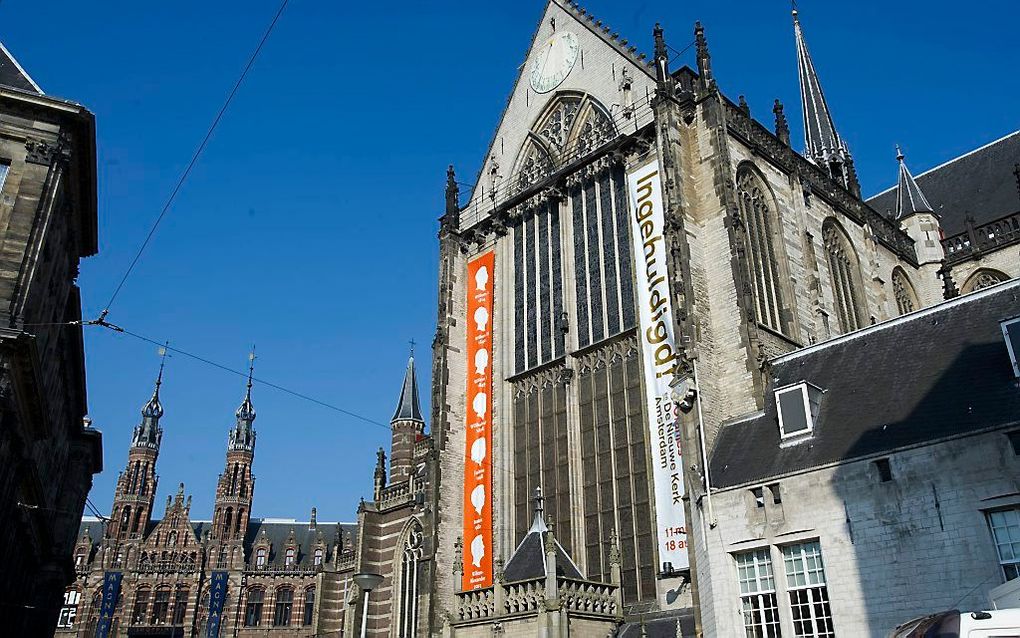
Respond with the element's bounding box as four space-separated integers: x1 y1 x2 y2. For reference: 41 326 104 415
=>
867 129 1020 201
773 278 1020 364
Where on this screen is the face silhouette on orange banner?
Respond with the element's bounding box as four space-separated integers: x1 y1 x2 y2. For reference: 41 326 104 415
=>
462 251 494 590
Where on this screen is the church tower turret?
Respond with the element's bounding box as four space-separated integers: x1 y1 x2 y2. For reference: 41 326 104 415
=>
211 353 257 545
389 350 425 483
108 357 165 540
793 7 861 196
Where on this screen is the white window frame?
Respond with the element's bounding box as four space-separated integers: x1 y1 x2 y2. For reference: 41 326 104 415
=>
781 541 836 638
734 547 782 637
57 590 80 628
987 507 1020 581
0 161 9 194
1002 317 1020 378
775 383 817 440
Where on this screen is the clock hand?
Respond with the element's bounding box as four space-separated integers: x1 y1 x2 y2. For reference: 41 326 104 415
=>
538 40 553 81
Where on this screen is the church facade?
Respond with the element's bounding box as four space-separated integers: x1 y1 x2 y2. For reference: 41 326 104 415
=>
424 1 1018 636
53 1 1020 636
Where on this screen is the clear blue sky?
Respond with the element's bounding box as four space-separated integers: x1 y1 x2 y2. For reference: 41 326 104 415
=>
2 1 1017 523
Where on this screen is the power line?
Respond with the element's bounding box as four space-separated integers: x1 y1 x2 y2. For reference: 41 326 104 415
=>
98 0 292 322
116 327 391 431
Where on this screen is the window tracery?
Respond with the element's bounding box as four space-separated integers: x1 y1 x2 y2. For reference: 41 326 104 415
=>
961 268 1010 294
736 166 787 333
397 520 424 638
537 97 580 153
891 268 918 316
822 219 865 333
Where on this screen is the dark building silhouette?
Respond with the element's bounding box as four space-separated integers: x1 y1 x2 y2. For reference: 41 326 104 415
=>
0 40 103 634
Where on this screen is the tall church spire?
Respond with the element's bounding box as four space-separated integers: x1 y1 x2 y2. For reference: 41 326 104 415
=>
132 352 166 449
793 7 860 196
229 350 257 453
392 351 424 424
389 348 425 482
894 145 934 220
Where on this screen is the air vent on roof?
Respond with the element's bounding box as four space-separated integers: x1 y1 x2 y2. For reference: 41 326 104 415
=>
1003 318 1020 378
776 382 822 440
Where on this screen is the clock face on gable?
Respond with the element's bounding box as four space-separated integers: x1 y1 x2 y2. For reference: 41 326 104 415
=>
529 31 579 94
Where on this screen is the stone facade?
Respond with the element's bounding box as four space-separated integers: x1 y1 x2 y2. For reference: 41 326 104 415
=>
56 358 432 638
426 2 1017 636
0 45 103 634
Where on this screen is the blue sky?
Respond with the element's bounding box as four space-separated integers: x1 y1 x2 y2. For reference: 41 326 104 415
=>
2 1 1017 523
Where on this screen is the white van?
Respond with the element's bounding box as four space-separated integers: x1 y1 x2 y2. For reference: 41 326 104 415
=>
890 609 1020 637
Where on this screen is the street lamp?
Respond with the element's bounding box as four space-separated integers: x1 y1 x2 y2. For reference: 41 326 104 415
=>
353 572 383 638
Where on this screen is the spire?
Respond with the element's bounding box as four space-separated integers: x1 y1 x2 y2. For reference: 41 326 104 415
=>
228 349 257 452
793 8 858 194
773 99 791 146
653 23 669 85
529 486 549 533
694 22 712 87
894 146 934 220
391 348 424 423
132 347 167 449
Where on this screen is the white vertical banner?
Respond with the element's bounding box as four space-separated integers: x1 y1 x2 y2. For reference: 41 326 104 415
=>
626 159 689 571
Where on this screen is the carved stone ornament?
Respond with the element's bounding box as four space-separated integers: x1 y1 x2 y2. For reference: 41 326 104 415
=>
576 334 638 376
512 364 570 399
25 138 57 166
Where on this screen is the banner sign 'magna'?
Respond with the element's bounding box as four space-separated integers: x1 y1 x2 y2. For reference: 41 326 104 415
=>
626 160 689 571
207 570 229 637
95 571 123 638
462 251 495 590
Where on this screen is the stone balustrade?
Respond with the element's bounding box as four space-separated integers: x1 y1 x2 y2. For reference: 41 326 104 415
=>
453 576 619 625
943 211 1020 263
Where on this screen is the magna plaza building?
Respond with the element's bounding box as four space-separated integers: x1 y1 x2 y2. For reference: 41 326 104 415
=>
49 0 1019 636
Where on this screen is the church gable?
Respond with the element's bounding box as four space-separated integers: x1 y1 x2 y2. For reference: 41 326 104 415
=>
462 0 657 228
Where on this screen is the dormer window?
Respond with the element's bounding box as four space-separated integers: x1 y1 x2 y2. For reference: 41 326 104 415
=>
285 548 295 567
256 548 267 568
1002 317 1020 378
313 549 323 566
776 383 822 440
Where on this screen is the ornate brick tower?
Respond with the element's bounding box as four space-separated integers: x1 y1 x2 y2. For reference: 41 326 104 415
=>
389 352 425 482
108 361 164 541
210 355 257 551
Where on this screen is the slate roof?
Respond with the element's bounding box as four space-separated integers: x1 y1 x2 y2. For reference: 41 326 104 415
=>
502 494 583 583
392 356 424 423
0 40 42 94
246 519 357 567
867 131 1020 235
710 279 1020 489
618 611 696 637
76 517 358 568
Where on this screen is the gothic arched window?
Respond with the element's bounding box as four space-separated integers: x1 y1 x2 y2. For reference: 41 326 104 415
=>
822 219 866 333
172 586 189 625
736 166 788 334
302 587 315 626
961 268 1010 294
244 588 264 627
891 268 919 316
151 588 171 625
120 506 131 534
396 520 424 638
273 587 294 626
132 587 151 624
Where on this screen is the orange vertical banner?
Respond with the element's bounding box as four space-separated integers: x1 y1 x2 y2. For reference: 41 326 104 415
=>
462 251 494 590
